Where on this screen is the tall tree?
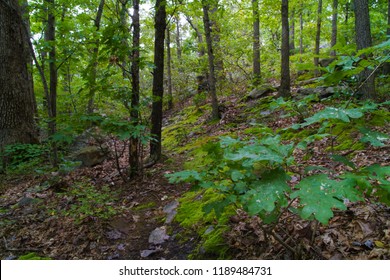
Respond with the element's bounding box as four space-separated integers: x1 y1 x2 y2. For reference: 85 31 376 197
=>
129 0 141 177
166 26 174 110
330 0 338 56
279 0 291 98
46 0 59 166
0 0 38 147
150 0 167 162
383 0 390 75
289 7 295 53
202 0 220 119
354 0 376 99
314 0 323 76
252 0 261 86
87 0 105 114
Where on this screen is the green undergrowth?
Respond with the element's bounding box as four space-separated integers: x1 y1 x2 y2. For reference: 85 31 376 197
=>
175 189 235 259
162 105 211 153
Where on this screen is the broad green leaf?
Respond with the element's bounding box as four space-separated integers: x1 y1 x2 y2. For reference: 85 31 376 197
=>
291 175 351 224
241 168 290 215
359 127 389 147
330 154 356 169
165 170 202 183
231 170 245 182
302 107 363 126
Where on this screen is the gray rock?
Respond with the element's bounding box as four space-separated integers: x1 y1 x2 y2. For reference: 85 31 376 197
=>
163 200 179 214
148 226 170 245
247 84 276 100
70 146 108 167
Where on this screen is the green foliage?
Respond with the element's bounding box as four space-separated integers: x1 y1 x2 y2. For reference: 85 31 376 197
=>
0 144 50 174
18 252 51 260
167 99 390 228
56 181 117 224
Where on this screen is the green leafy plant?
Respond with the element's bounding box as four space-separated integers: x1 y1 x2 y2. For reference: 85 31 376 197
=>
58 181 118 224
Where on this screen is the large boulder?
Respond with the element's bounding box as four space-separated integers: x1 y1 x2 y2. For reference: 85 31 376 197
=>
70 145 108 167
247 84 277 100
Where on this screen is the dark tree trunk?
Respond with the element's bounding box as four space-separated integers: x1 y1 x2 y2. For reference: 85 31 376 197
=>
202 0 220 120
314 0 323 76
0 0 38 147
279 0 291 98
354 0 376 99
150 0 167 162
210 5 225 85
129 0 140 178
87 0 105 114
330 0 338 56
166 26 173 110
252 0 261 86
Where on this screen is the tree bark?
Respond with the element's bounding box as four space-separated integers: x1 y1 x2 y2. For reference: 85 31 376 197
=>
202 0 220 120
150 0 167 162
252 0 261 86
354 0 376 99
289 8 295 53
314 0 323 76
0 0 38 147
330 0 338 56
279 0 291 98
299 0 303 63
383 0 390 75
166 26 173 110
129 0 140 177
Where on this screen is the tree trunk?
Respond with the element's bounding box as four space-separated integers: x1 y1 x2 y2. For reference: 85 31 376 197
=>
202 0 220 120
252 0 261 86
279 0 291 98
47 0 58 167
87 0 105 114
330 0 338 56
150 0 167 162
383 0 390 75
289 8 295 53
299 0 303 63
166 26 173 110
354 0 376 99
175 15 182 63
0 0 38 147
314 0 323 76
129 0 140 178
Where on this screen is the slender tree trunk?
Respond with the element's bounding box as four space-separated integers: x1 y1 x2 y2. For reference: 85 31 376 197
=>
299 1 303 63
314 0 323 76
47 0 58 167
87 0 105 114
289 8 295 53
210 5 225 85
202 0 220 120
175 15 182 63
279 0 291 98
330 0 338 56
252 0 261 86
150 0 167 162
166 26 173 110
129 0 140 178
354 0 376 99
0 0 38 147
383 0 390 74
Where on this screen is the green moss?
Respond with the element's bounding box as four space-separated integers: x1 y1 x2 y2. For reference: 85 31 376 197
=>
175 189 235 258
18 252 51 260
133 202 156 211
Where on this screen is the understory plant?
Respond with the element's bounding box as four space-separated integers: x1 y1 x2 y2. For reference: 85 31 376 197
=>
166 99 390 256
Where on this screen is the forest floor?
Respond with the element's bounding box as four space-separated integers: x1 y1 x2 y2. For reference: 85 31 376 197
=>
0 90 389 260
